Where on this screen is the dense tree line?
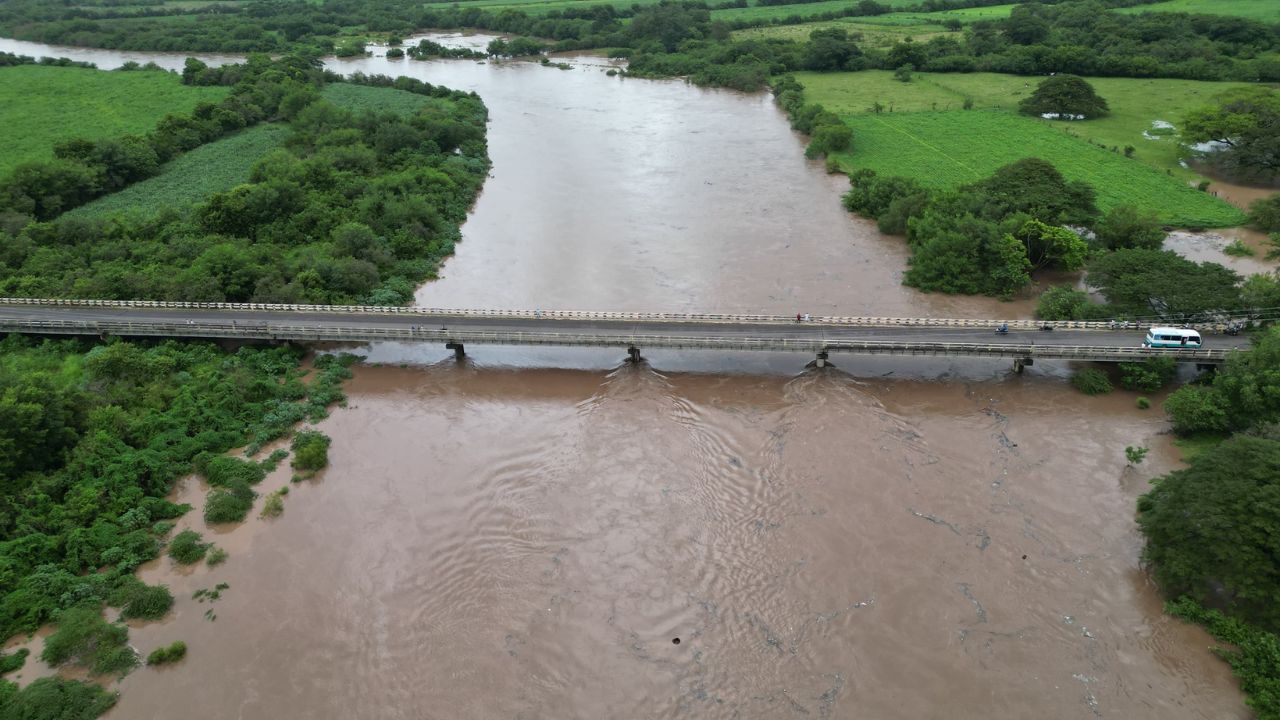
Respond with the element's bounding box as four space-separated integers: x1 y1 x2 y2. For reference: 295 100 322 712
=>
0 59 490 307
1135 327 1280 718
5 0 1275 84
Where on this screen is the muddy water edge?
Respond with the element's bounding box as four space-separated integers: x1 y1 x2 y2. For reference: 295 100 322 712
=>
0 33 1253 719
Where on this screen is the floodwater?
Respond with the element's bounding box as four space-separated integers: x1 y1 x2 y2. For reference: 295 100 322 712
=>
0 33 1253 720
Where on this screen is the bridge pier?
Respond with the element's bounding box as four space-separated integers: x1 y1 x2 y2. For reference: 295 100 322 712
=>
445 342 465 360
627 346 641 363
1012 357 1033 374
815 351 829 368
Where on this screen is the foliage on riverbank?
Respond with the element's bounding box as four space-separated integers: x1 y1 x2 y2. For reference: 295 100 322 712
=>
0 63 227 177
0 334 358 717
1136 327 1280 716
0 59 490 307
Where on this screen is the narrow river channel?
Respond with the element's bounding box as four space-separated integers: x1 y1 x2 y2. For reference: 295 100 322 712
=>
0 35 1254 719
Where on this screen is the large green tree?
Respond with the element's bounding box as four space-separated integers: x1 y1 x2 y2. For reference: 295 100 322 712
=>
1018 75 1109 119
1183 87 1280 182
1085 249 1241 319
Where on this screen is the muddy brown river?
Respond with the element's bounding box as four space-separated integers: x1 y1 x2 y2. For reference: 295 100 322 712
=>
0 35 1258 719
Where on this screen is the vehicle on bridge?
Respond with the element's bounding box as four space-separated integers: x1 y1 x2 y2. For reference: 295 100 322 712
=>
1143 327 1202 349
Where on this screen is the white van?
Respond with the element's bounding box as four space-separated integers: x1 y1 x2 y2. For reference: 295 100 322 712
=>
1143 327 1202 348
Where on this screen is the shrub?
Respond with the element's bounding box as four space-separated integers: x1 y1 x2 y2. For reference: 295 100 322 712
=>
0 648 28 674
1 677 117 718
146 641 187 666
167 530 209 564
1118 357 1177 391
1071 368 1113 395
206 547 228 566
1224 239 1255 257
1036 286 1091 320
1164 384 1232 435
1248 193 1280 232
260 490 285 518
1125 445 1149 465
1136 396 1151 409
119 584 174 621
203 455 266 487
40 605 137 676
291 430 331 472
204 476 257 524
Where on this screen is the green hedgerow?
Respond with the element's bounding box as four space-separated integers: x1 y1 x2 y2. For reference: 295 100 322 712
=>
1071 368 1113 395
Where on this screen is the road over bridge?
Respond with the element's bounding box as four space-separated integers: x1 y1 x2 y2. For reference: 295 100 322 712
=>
0 299 1241 370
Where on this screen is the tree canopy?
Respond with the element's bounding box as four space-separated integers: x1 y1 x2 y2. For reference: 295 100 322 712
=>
1138 435 1280 632
1085 249 1241 320
1018 75 1109 119
1183 87 1280 183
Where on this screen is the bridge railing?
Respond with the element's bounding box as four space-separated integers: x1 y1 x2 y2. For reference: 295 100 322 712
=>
0 318 1233 362
0 296 1185 332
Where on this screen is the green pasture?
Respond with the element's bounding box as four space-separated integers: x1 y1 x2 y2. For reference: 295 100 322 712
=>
320 82 442 115
1114 0 1280 22
796 70 1257 182
828 109 1245 227
710 0 926 23
66 124 291 218
0 66 228 176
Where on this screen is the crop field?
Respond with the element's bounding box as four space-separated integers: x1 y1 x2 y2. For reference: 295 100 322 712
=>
828 109 1245 227
66 124 291 218
1114 0 1280 22
0 66 228 176
709 0 928 23
734 5 1013 43
319 83 447 115
797 71 1257 182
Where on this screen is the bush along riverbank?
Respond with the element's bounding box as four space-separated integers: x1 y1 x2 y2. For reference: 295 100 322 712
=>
1137 325 1280 718
0 336 357 717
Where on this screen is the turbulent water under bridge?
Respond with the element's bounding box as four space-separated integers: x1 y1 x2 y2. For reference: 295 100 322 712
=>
0 298 1240 369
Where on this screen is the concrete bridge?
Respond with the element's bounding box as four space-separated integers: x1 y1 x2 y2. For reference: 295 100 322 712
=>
0 298 1240 370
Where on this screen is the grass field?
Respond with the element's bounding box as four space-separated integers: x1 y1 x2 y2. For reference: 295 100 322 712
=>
827 109 1245 227
66 124 291 218
0 66 228 177
711 0 927 23
733 5 1012 45
319 82 443 115
796 70 1257 183
1114 0 1280 22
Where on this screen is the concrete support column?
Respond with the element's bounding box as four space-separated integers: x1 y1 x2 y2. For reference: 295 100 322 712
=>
815 351 829 368
627 346 641 363
1013 357 1032 373
446 341 465 360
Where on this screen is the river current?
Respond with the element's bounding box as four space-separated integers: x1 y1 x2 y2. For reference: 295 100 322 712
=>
0 34 1257 719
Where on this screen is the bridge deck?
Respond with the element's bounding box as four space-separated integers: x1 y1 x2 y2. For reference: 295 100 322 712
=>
0 299 1239 364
